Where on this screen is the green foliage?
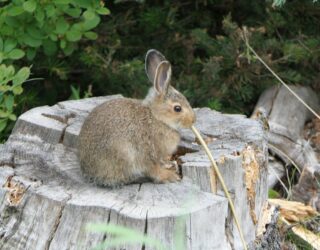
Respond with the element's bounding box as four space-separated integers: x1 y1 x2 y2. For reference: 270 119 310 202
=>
0 0 110 138
69 84 92 100
0 1 108 58
73 0 320 115
285 228 314 250
87 195 195 250
87 223 167 250
268 189 281 198
0 64 30 132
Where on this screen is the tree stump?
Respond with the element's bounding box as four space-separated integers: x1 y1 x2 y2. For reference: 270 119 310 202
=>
252 85 320 208
0 95 268 250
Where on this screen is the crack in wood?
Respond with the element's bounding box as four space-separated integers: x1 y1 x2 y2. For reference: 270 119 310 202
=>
141 211 148 250
0 148 15 169
44 194 72 250
41 113 76 144
224 210 234 250
41 114 69 124
98 209 113 247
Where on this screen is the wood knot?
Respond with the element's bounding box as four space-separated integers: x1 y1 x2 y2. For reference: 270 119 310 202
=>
3 176 27 206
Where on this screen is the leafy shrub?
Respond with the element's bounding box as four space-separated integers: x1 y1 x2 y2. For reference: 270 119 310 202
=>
77 0 319 114
0 64 30 132
0 0 110 137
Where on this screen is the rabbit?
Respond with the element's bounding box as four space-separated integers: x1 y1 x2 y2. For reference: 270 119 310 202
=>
78 49 196 187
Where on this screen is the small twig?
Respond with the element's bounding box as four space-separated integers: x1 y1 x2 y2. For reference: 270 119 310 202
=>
269 167 290 196
296 38 313 54
23 77 44 83
191 125 247 250
241 27 320 121
285 165 292 199
268 144 301 174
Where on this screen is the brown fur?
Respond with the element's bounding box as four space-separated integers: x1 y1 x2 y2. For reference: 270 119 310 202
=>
78 50 195 187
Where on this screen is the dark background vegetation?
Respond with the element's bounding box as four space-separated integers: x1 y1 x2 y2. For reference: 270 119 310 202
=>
1 0 320 141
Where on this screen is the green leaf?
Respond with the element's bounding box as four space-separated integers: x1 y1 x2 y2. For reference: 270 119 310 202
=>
0 65 6 80
66 30 82 42
55 0 71 4
4 95 14 111
64 8 81 18
70 85 80 100
7 6 24 16
43 39 57 56
35 8 45 25
8 113 16 121
83 10 95 20
83 15 101 30
4 16 20 28
62 42 75 56
268 189 280 199
12 85 23 95
84 31 98 40
23 0 37 12
27 26 44 39
72 23 82 31
13 67 30 85
96 7 110 15
60 39 67 49
7 49 25 60
4 39 17 53
26 48 36 60
0 119 7 133
49 34 58 41
5 65 15 78
0 37 3 51
22 34 42 47
0 110 8 118
0 85 11 93
1 26 14 36
74 0 91 8
55 17 70 34
45 4 56 17
86 224 166 250
0 52 3 63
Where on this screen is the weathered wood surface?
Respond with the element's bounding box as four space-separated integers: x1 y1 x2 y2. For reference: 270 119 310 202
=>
180 108 268 250
0 95 268 250
252 85 320 191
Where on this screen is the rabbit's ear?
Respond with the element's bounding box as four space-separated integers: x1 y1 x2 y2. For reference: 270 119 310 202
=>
154 61 171 95
145 49 166 84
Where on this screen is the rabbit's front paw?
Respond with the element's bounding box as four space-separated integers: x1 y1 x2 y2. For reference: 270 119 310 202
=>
150 165 181 183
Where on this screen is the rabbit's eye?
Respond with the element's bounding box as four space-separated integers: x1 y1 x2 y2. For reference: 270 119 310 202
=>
174 105 182 112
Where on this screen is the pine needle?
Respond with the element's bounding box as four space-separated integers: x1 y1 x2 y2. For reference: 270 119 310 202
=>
268 144 301 174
